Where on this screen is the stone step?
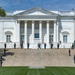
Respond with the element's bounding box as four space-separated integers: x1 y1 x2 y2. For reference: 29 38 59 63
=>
29 66 45 69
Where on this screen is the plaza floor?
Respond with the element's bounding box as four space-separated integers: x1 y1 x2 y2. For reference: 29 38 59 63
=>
2 48 75 66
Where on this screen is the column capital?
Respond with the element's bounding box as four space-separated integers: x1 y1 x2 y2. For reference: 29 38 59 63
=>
56 21 59 25
24 21 27 23
17 20 20 23
32 21 34 23
39 21 42 23
47 21 50 23
54 21 57 26
54 20 57 23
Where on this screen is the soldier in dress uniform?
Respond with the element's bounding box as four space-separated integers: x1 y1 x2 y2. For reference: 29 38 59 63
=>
44 43 46 49
4 43 6 49
14 43 16 49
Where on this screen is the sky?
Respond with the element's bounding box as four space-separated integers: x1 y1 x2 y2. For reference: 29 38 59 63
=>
0 0 75 12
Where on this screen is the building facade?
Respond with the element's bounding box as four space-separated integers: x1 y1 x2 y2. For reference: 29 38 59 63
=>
0 7 75 48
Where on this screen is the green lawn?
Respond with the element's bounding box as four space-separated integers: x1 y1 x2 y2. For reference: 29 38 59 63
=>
0 67 75 75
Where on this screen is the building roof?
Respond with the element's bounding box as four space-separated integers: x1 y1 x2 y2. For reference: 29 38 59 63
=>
6 7 75 17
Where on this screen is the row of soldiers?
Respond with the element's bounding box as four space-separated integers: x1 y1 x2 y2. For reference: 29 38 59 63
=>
4 43 29 49
38 43 59 49
4 43 60 49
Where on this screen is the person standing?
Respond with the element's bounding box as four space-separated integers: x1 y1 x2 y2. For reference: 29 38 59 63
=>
74 55 75 63
69 48 71 56
38 43 41 49
72 43 74 49
38 43 39 49
57 43 59 49
4 43 6 49
4 48 6 56
21 41 23 49
39 43 41 49
14 43 16 49
21 43 23 49
44 43 46 49
27 42 29 49
0 56 2 66
51 43 53 49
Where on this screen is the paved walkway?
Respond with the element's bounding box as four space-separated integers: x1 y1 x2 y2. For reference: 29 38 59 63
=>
2 48 75 66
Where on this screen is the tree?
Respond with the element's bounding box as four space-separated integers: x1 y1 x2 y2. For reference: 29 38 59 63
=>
0 7 6 17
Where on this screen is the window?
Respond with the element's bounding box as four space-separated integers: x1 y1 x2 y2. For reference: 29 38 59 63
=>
34 33 39 38
63 35 67 43
6 35 11 42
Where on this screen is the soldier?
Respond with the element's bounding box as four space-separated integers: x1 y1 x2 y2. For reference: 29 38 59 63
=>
4 48 6 56
38 43 41 49
38 43 39 49
51 43 53 49
72 43 74 49
27 42 29 49
0 56 2 66
14 43 16 49
21 43 23 49
44 43 46 49
57 43 59 49
4 43 6 49
69 48 71 56
39 43 41 49
21 41 23 49
74 55 75 63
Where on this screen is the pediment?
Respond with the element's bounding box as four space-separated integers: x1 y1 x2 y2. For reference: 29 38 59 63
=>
15 7 57 16
28 11 48 15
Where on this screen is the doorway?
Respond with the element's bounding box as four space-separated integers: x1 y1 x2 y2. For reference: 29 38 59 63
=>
49 35 53 44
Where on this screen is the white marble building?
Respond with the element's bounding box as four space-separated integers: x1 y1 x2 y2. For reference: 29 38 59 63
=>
0 7 75 48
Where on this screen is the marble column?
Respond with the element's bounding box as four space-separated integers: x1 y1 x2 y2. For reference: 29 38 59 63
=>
54 21 57 43
57 21 59 43
39 21 42 43
47 21 49 44
32 21 34 43
24 21 27 44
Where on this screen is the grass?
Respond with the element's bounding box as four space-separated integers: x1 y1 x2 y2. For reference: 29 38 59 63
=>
0 67 75 75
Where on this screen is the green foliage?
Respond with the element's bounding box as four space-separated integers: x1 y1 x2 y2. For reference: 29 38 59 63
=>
0 7 6 17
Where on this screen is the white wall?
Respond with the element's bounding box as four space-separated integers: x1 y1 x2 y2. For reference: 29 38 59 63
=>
0 22 3 42
3 21 15 42
0 15 75 48
59 19 74 48
60 21 74 43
